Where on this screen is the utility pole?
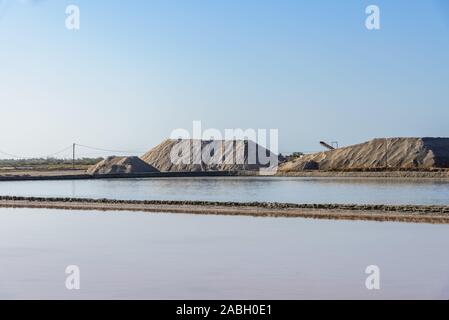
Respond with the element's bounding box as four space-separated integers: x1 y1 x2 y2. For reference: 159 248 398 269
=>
385 138 388 170
72 143 76 170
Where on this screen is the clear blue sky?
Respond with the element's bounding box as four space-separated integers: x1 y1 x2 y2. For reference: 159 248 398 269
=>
0 0 448 158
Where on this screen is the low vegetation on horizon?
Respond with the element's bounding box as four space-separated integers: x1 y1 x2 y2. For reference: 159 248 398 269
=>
0 157 103 171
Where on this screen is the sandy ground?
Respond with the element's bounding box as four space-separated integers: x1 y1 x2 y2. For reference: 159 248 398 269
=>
1 197 449 224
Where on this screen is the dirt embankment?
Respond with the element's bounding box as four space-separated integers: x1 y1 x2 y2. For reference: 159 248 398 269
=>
1 196 449 224
280 138 449 172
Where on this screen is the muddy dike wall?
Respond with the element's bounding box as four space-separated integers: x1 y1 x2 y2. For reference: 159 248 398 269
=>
0 171 250 182
1 196 449 224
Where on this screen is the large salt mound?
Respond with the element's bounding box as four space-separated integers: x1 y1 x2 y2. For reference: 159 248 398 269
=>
140 139 279 172
87 156 159 175
280 138 449 172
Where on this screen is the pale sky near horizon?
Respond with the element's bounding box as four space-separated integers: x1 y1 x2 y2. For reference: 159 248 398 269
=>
1 0 448 158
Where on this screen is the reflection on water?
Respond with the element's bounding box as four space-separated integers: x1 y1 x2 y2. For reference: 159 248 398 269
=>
0 208 448 299
0 177 449 205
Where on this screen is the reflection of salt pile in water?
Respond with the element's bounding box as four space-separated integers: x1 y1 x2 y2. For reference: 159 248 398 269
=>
140 139 279 172
87 156 159 175
280 137 449 172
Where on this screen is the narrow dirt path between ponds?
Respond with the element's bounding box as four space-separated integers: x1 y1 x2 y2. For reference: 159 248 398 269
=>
1 196 449 224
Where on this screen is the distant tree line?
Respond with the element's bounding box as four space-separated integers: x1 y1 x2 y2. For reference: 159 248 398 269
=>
0 157 103 168
279 152 304 163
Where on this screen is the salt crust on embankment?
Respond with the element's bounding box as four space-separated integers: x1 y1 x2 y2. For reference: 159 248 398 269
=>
87 156 158 175
280 138 449 172
140 139 278 172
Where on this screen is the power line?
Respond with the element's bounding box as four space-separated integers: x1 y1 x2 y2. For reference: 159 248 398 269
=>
0 143 146 160
0 145 75 159
43 145 73 158
0 150 22 159
75 143 146 155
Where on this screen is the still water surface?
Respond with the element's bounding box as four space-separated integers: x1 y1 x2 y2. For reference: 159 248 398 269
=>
1 177 448 299
0 208 448 299
0 177 448 204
